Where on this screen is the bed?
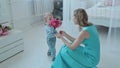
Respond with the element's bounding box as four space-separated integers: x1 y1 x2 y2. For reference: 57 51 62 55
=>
86 2 120 28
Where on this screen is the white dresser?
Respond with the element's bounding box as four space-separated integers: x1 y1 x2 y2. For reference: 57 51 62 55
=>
0 30 24 62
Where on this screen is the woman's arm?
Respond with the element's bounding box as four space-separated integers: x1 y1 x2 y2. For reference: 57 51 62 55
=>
64 33 75 42
60 31 75 42
60 30 89 50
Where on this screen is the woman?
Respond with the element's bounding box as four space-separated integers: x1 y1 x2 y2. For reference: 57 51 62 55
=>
51 8 100 68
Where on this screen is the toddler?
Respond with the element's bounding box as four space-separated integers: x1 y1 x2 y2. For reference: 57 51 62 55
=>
44 13 61 61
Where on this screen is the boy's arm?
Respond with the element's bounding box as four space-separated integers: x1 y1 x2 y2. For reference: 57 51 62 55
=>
49 26 57 34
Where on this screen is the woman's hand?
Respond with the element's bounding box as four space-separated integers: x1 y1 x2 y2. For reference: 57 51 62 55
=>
59 30 66 36
55 33 62 38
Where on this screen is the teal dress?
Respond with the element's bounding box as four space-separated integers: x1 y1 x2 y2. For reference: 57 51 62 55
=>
51 25 100 68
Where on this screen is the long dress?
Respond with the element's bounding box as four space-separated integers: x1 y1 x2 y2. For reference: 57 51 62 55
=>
51 25 100 68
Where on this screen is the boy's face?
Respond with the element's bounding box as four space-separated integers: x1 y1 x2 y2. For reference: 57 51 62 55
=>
45 14 53 24
48 14 53 20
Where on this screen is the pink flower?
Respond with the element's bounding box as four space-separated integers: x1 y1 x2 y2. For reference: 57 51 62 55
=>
2 31 9 36
0 25 10 36
49 19 62 28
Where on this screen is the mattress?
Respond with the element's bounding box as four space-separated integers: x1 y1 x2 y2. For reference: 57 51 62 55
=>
86 5 120 27
88 17 120 27
86 5 120 19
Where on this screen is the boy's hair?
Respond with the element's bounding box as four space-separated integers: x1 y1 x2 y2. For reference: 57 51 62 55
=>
44 12 53 23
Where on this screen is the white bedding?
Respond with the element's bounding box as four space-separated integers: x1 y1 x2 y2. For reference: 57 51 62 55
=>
86 5 120 27
86 5 120 19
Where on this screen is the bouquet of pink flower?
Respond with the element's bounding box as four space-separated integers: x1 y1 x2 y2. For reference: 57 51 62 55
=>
0 24 11 36
49 19 62 29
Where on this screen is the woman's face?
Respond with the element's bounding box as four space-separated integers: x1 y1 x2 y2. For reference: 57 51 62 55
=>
73 16 78 25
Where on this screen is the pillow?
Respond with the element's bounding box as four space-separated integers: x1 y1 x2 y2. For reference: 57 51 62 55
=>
50 19 62 28
97 0 120 7
104 0 113 6
96 0 113 7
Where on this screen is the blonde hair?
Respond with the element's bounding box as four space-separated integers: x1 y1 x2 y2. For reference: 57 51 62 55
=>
74 8 91 27
44 12 53 23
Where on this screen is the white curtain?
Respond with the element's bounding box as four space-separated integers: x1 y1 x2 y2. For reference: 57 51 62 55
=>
0 0 10 23
107 0 120 52
33 0 53 16
33 0 44 16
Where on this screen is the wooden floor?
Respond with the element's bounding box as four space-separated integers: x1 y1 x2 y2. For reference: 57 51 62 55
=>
0 22 120 68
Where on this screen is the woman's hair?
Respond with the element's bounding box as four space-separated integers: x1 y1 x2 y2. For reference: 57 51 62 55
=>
74 8 92 27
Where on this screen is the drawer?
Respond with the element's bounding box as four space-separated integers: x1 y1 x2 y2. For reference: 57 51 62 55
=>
0 39 24 54
0 30 23 48
0 44 24 62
